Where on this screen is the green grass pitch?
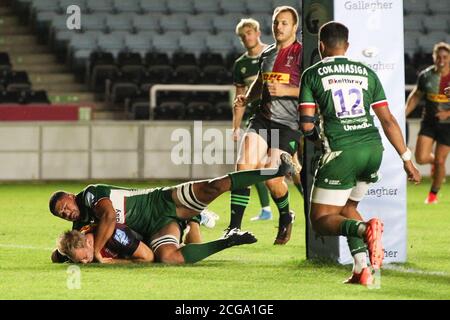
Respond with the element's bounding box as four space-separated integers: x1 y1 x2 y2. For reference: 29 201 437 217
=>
0 179 448 299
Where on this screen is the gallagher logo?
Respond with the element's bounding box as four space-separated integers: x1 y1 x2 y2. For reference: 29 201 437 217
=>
362 47 379 58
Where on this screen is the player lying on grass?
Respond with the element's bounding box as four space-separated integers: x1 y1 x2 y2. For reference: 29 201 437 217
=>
49 153 300 264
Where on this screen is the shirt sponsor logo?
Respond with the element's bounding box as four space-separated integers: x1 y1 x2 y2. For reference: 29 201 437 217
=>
262 72 290 83
427 93 449 103
324 178 341 185
113 228 130 246
285 55 295 67
343 122 373 131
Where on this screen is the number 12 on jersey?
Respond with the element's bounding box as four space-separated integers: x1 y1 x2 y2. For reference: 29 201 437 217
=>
322 75 368 119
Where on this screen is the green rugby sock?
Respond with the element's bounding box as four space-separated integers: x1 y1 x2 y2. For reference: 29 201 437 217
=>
347 237 367 255
272 192 291 225
228 168 282 190
255 181 270 207
340 219 365 238
229 188 250 229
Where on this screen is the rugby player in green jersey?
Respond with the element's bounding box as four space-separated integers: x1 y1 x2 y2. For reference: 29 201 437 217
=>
49 153 299 264
299 22 421 285
405 42 450 204
227 6 303 245
232 18 273 221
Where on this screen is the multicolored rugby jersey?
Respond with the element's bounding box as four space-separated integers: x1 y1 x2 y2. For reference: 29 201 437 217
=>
417 65 450 124
259 40 302 130
299 56 386 151
233 49 265 119
73 184 178 238
80 224 140 259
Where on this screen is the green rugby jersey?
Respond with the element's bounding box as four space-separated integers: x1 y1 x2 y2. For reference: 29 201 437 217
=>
417 65 450 124
73 184 170 237
299 56 387 151
233 51 264 119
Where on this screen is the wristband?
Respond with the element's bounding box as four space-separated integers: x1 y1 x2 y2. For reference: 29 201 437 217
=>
400 148 412 161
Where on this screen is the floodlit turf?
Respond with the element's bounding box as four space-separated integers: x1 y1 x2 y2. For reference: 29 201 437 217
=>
0 179 448 300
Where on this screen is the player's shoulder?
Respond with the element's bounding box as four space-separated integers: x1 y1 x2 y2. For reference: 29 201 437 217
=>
302 59 323 76
261 43 277 57
418 65 434 78
234 52 247 64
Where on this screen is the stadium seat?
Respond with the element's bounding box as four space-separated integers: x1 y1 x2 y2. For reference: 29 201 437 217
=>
201 65 231 84
422 15 449 33
23 90 51 104
86 0 114 14
172 52 197 67
272 0 299 10
206 35 234 56
174 65 201 84
90 64 119 92
404 31 421 57
97 33 126 58
5 71 32 92
152 33 181 57
109 81 140 104
147 65 175 84
154 100 185 120
131 101 151 120
186 14 214 33
251 14 272 34
132 14 161 33
247 0 272 14
418 32 448 53
124 34 152 57
185 101 213 120
145 52 170 67
178 34 207 57
0 52 12 71
0 91 21 104
220 0 247 14
428 0 450 15
113 0 141 13
404 0 429 14
81 14 107 31
199 53 224 67
214 101 233 120
139 0 168 14
117 52 142 67
105 13 133 32
213 13 243 33
159 14 188 33
261 32 273 46
167 0 194 14
403 14 424 32
405 64 417 85
193 0 220 14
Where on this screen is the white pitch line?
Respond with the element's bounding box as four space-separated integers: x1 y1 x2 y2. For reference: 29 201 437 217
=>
0 244 54 251
383 264 448 276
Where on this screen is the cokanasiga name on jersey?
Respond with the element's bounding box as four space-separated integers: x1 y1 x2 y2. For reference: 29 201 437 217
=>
262 72 290 84
85 188 156 224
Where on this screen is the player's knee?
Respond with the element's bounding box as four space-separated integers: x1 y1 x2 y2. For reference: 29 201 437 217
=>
202 179 226 199
434 157 446 167
156 246 184 264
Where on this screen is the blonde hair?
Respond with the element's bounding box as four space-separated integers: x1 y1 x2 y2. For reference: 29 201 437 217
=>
433 42 450 59
273 6 299 25
235 18 260 36
57 230 86 260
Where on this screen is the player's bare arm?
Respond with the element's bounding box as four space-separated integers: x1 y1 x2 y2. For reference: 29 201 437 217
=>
92 198 117 263
405 86 424 117
373 105 421 184
267 80 300 97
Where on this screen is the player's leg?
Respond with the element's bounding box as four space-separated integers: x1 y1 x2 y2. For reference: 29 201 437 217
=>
229 130 269 229
250 181 273 221
172 152 299 221
428 142 450 203
150 221 256 264
414 134 435 165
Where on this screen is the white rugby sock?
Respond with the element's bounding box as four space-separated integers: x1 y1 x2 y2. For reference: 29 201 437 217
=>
353 252 368 274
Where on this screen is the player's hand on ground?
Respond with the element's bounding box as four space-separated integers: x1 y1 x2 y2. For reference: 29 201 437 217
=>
233 94 247 109
94 252 113 264
404 160 421 184
435 109 450 121
232 128 242 141
267 80 287 96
